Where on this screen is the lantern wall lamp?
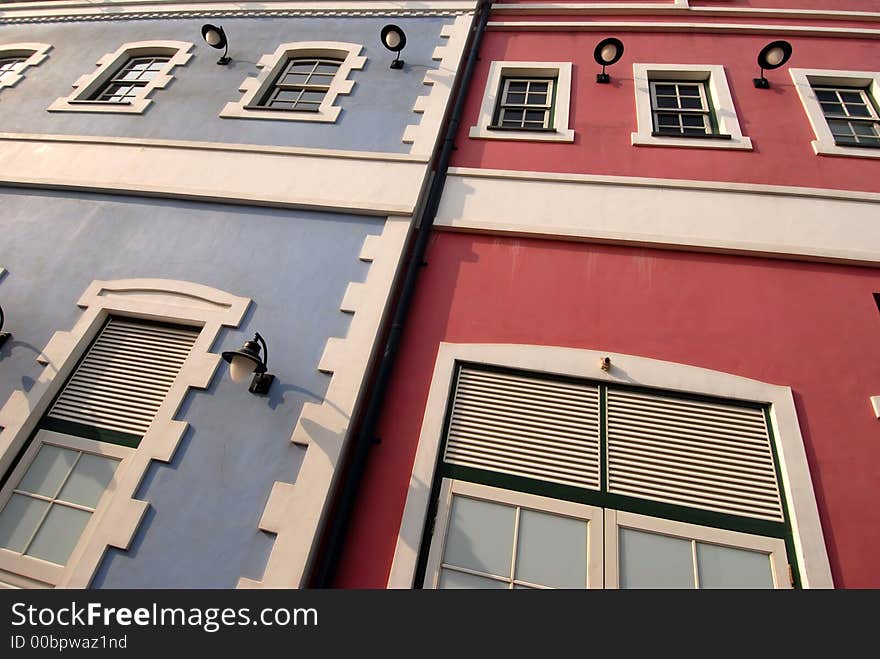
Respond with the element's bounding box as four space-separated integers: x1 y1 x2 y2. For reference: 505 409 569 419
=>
222 332 275 395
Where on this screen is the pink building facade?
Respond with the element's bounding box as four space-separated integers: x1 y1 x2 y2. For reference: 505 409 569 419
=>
335 0 880 589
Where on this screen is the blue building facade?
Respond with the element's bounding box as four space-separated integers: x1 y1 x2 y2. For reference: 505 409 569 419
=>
0 0 476 589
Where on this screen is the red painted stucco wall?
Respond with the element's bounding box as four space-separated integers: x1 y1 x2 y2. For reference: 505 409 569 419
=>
452 30 880 193
335 233 880 588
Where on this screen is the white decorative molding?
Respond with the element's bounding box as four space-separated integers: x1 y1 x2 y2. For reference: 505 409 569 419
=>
0 279 250 588
493 2 880 23
467 60 574 143
0 43 51 91
48 40 193 115
220 42 366 124
870 396 880 419
0 1 477 24
0 136 428 216
436 169 880 265
632 63 752 151
0 132 427 163
387 342 834 589
789 68 880 161
403 13 473 156
486 21 880 40
240 216 411 589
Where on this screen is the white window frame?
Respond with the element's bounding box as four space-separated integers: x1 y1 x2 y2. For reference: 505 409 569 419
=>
789 68 880 160
0 43 51 91
220 42 366 123
632 63 752 150
649 80 713 136
0 279 250 588
469 61 574 143
48 40 194 115
604 509 790 589
424 479 603 589
0 430 132 588
387 343 832 589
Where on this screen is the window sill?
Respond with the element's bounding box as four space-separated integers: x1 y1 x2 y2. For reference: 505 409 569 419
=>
631 131 752 151
650 131 732 140
67 100 134 106
470 124 574 143
813 138 880 159
242 104 321 113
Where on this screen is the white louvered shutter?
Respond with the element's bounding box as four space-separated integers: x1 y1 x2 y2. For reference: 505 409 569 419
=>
606 389 784 522
443 367 601 490
47 319 199 437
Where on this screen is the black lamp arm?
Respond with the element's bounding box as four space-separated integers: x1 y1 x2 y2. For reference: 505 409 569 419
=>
254 332 269 372
0 304 4 333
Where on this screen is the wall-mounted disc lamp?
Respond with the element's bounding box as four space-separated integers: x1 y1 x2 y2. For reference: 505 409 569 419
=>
594 37 624 84
381 24 407 70
201 24 231 65
0 304 10 350
754 40 792 89
222 333 274 395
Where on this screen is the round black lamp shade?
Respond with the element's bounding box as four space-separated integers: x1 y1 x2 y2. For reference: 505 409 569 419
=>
201 24 227 50
757 40 792 71
594 37 624 67
201 24 230 64
222 337 265 383
381 25 407 52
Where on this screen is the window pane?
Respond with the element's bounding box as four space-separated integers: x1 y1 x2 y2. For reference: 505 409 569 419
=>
57 453 118 509
678 85 701 97
529 81 549 93
505 92 526 105
26 504 91 565
654 84 676 96
281 73 309 85
655 96 679 109
501 108 525 123
820 102 844 116
845 104 871 118
0 494 49 553
619 528 695 589
656 113 680 127
696 543 774 589
682 114 706 128
527 93 548 105
438 569 508 589
443 496 515 577
814 89 838 102
515 509 587 588
838 91 863 104
852 122 879 136
300 90 327 103
314 62 340 74
525 110 547 123
18 445 78 497
680 96 703 110
828 119 855 136
859 135 880 147
507 81 527 93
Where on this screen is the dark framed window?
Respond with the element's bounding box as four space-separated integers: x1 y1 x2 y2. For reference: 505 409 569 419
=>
813 86 880 148
491 77 556 131
89 55 171 104
257 57 342 111
650 80 720 137
0 56 26 83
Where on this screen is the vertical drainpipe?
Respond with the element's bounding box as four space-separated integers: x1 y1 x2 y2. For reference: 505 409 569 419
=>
311 0 493 587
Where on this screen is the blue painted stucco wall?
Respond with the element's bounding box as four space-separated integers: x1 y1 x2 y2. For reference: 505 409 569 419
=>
0 15 454 153
0 187 382 587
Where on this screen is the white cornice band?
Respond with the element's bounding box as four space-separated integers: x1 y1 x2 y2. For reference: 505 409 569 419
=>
0 1 476 24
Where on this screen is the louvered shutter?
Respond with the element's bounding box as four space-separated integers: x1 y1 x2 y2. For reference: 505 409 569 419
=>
47 319 199 437
443 367 601 490
606 389 784 522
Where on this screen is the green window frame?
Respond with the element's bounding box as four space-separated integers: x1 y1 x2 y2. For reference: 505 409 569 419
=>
414 362 800 588
490 76 557 132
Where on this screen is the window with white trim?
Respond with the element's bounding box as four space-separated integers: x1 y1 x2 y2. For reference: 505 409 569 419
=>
469 62 574 143
0 43 51 91
220 42 366 123
790 68 880 160
89 55 171 104
812 86 880 149
0 57 26 83
47 40 193 114
418 364 795 589
632 64 752 150
0 318 199 586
